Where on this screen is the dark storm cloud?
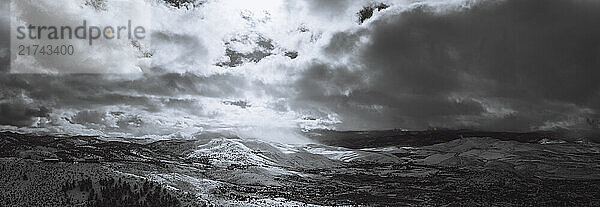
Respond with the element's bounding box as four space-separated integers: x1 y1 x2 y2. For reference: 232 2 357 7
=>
297 0 600 130
0 73 246 108
0 72 251 127
113 73 249 98
366 0 600 105
0 102 50 127
292 62 486 130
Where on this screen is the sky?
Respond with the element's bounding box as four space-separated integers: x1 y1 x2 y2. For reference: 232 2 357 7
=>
0 0 599 141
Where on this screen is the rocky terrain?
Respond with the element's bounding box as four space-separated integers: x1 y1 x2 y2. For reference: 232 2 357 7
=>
0 131 599 206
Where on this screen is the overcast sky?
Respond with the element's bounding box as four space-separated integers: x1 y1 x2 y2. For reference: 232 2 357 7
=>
0 0 599 140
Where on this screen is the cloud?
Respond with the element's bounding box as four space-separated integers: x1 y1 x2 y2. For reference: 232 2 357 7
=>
291 0 600 131
1 0 599 138
9 0 152 73
0 102 50 127
151 31 209 72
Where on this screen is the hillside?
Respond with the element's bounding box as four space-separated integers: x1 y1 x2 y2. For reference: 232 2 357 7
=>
0 131 599 206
